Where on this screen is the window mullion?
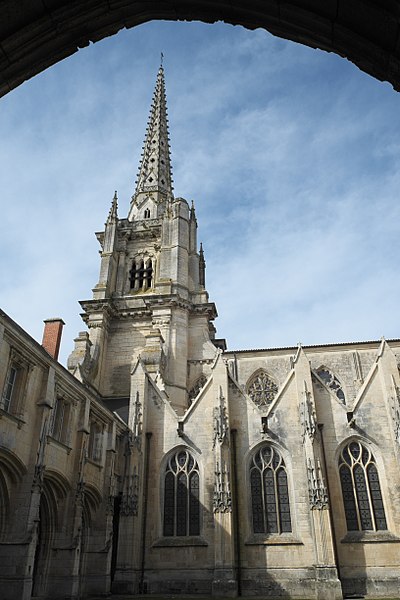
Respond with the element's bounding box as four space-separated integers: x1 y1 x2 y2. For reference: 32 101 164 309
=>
364 461 377 531
350 463 362 531
186 472 190 536
274 468 280 534
174 471 177 536
260 466 267 533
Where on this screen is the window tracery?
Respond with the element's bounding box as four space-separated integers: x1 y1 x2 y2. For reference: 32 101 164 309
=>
339 441 387 531
247 371 278 409
250 445 291 534
316 367 345 404
163 449 200 537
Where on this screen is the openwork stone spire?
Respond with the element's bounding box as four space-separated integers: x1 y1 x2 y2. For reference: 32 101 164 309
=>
129 63 173 218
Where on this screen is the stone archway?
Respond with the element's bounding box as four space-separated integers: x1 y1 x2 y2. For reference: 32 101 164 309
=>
1 1 400 97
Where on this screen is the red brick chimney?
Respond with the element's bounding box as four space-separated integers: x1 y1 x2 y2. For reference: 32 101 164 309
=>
42 318 65 360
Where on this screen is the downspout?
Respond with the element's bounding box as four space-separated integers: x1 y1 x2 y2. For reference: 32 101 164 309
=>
139 432 152 594
231 428 242 596
318 424 341 582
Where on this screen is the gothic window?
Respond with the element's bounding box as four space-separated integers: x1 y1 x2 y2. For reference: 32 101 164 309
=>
250 445 291 534
339 441 387 532
163 449 200 537
144 208 151 219
50 397 71 445
88 420 103 463
247 371 278 409
316 367 345 404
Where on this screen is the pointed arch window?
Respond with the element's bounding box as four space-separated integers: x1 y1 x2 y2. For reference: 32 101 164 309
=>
144 208 151 219
316 367 345 404
247 371 278 409
163 449 200 537
250 445 291 534
339 441 387 531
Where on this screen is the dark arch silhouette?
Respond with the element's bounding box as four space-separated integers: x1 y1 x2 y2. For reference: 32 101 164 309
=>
1 1 400 97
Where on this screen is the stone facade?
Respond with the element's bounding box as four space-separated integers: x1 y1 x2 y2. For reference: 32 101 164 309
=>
1 66 400 600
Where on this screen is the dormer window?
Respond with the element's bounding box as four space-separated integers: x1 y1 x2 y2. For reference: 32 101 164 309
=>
144 208 151 219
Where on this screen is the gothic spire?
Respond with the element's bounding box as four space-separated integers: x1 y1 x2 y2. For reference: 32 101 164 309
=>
129 63 173 217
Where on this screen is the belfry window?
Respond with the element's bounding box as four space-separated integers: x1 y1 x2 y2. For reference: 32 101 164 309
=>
144 208 151 219
339 441 387 532
250 445 291 534
163 449 200 537
130 258 153 291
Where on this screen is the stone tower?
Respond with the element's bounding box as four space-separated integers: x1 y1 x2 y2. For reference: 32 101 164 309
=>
68 64 221 414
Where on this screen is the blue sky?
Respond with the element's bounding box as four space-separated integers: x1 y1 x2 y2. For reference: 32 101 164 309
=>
1 21 400 365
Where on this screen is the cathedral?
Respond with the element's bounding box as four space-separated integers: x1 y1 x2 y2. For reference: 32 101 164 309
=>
1 65 400 600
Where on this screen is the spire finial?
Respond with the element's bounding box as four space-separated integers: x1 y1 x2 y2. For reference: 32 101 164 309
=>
160 52 164 67
129 61 174 220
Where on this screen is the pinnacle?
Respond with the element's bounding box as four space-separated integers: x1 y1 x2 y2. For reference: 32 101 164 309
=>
107 190 118 222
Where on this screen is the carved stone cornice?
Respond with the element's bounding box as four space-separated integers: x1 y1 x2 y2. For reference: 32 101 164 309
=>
191 302 217 320
79 299 117 327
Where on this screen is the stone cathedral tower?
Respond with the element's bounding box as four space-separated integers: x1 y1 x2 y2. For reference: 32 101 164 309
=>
68 64 222 415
